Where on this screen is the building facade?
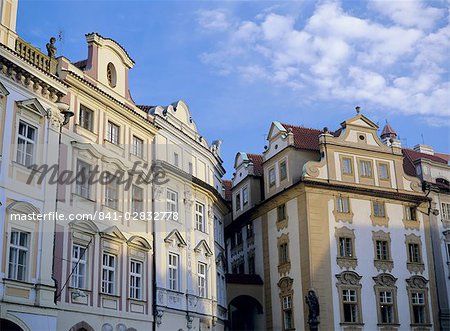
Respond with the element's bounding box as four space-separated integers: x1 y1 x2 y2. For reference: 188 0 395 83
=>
226 112 439 331
0 0 229 330
403 145 450 330
141 100 228 330
0 0 70 329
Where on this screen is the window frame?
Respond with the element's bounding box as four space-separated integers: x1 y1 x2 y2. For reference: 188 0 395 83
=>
16 120 37 167
8 229 29 281
79 104 94 132
132 135 144 158
279 160 287 181
129 259 143 300
105 172 119 210
242 186 249 206
377 162 390 180
359 159 373 178
106 121 120 145
101 252 116 295
269 167 276 187
75 159 91 199
341 156 353 175
71 244 87 289
197 262 208 298
131 185 144 214
168 252 180 291
195 201 206 232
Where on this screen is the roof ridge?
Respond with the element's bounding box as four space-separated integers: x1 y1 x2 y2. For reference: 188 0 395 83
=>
280 122 323 132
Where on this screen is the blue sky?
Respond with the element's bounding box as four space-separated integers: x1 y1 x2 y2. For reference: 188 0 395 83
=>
18 0 449 176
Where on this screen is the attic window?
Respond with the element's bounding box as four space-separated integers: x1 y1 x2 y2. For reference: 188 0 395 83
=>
107 62 117 88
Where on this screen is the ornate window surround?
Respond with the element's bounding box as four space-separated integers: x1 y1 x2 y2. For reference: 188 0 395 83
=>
336 271 364 327
405 234 425 274
335 226 357 270
372 230 393 272
406 276 431 328
278 277 295 331
371 200 389 227
402 203 420 230
333 194 354 223
277 233 291 276
373 273 399 327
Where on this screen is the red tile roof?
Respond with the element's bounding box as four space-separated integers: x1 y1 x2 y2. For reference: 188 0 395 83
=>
436 152 450 163
281 123 323 151
223 180 232 202
247 153 263 176
402 148 448 176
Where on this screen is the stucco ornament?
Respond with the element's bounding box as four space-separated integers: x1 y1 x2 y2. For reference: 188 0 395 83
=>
373 273 397 287
47 107 65 128
101 324 113 331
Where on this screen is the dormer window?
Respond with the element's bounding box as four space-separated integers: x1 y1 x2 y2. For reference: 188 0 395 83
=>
107 62 117 88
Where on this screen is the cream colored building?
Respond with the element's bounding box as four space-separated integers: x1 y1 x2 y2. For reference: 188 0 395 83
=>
226 111 438 331
0 0 70 329
140 100 228 330
403 145 450 330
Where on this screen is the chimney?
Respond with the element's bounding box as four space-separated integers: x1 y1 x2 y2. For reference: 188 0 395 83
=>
413 144 434 155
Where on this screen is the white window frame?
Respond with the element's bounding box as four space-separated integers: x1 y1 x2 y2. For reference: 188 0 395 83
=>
337 196 349 213
101 252 116 295
105 173 119 210
166 189 178 213
442 203 450 220
378 163 389 180
342 157 352 174
359 160 372 177
197 262 207 298
195 201 206 232
79 104 94 131
132 135 144 158
76 159 91 199
168 252 179 291
8 230 29 281
132 185 144 214
107 121 120 145
243 187 249 206
269 167 276 187
16 120 37 167
342 289 359 323
129 260 143 300
71 244 87 289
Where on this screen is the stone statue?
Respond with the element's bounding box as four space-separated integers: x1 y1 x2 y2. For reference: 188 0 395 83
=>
305 289 320 330
46 37 57 58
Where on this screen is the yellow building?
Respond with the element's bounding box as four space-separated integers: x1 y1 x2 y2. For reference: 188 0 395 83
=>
226 110 438 331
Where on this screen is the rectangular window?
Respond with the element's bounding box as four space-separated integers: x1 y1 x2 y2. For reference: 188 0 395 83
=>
248 256 255 275
195 202 205 232
8 230 29 281
235 192 241 211
379 163 389 180
168 253 179 291
130 260 143 300
188 162 193 175
16 120 36 167
405 206 417 221
337 196 350 213
379 291 394 324
376 240 389 260
282 296 294 329
411 292 426 324
132 185 144 214
246 222 254 238
198 262 207 298
71 244 87 289
359 160 373 177
174 152 179 167
79 105 94 131
279 243 289 264
107 121 119 144
101 253 116 294
236 229 243 246
166 189 178 214
76 159 91 199
214 216 223 245
132 136 144 158
269 167 276 187
343 289 359 323
342 157 352 174
373 202 385 217
408 243 421 263
339 237 353 258
277 204 286 222
280 161 287 180
105 173 119 210
243 187 249 206
442 203 450 220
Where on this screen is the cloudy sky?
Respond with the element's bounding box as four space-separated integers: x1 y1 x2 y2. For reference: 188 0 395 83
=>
19 0 449 175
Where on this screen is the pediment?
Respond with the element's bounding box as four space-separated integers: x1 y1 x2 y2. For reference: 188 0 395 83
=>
267 121 286 140
341 114 378 130
100 225 126 241
0 81 10 97
16 98 48 117
164 229 187 247
69 218 99 234
194 239 213 257
127 235 151 250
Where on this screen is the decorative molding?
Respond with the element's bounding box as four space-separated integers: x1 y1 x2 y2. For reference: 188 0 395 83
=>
335 226 357 270
194 239 213 257
164 229 187 247
372 230 394 272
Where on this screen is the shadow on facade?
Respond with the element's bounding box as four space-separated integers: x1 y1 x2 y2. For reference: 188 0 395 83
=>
0 319 24 331
228 295 263 331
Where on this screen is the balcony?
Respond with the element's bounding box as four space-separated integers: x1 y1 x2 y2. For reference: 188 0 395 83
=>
15 37 57 74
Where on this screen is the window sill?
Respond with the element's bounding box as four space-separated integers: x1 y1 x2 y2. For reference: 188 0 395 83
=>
371 215 390 227
377 323 400 326
128 297 147 303
402 218 420 230
75 124 97 141
340 322 364 326
72 192 96 203
337 257 358 269
410 323 432 327
99 292 121 299
406 262 425 274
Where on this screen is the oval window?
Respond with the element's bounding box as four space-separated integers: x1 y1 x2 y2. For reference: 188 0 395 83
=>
107 62 117 88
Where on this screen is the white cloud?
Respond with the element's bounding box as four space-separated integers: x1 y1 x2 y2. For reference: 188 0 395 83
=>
369 0 444 30
197 9 232 31
199 1 450 121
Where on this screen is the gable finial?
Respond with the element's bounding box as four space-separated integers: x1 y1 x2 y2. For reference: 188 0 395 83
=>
355 105 361 114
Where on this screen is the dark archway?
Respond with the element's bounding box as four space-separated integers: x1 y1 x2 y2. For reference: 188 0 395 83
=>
69 321 95 331
229 295 263 331
0 319 24 331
